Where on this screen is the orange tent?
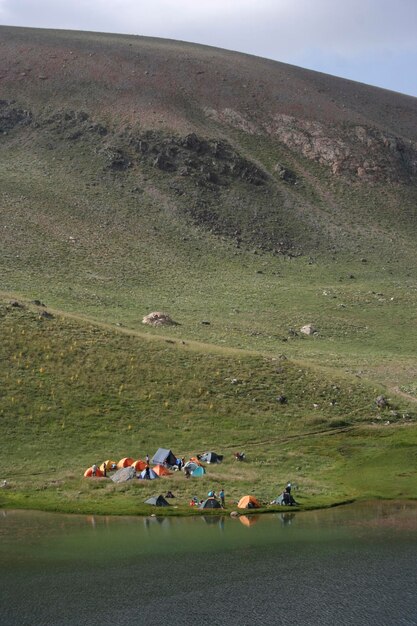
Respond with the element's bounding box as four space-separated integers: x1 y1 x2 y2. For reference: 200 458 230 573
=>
117 457 134 469
131 459 147 471
84 467 103 478
237 495 261 509
153 464 172 477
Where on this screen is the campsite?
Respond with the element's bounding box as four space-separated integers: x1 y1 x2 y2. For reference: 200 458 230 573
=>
82 449 295 514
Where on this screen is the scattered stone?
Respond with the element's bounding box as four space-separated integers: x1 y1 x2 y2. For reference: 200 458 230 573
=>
274 163 297 184
276 395 287 404
376 395 389 409
39 310 54 320
300 324 317 336
201 320 211 325
142 311 179 326
9 300 23 308
31 300 46 307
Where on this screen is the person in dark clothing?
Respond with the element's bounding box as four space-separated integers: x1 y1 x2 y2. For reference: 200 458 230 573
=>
145 465 150 479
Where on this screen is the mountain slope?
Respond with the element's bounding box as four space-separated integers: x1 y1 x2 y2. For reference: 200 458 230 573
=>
1 25 416 260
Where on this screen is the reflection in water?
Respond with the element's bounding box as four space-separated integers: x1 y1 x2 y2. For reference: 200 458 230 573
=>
279 512 296 526
239 514 261 527
1 502 417 626
201 515 225 530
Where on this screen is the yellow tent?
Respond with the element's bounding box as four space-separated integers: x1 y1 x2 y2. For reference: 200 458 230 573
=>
100 460 117 473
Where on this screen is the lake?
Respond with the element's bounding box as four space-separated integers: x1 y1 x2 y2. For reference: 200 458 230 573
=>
1 501 417 625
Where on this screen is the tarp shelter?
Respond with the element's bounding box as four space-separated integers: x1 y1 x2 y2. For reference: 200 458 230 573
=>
191 466 206 477
132 459 147 471
139 468 159 480
100 460 117 473
111 466 136 483
200 452 223 464
237 495 261 509
152 448 177 467
199 497 222 509
145 495 170 507
117 457 134 469
153 464 172 477
84 467 103 478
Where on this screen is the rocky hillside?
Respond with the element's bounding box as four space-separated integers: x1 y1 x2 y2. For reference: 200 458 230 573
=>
1 25 417 257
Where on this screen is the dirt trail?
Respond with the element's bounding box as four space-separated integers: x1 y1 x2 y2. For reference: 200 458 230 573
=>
390 386 417 405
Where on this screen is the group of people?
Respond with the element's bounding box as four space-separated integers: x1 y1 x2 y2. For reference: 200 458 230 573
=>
190 489 226 508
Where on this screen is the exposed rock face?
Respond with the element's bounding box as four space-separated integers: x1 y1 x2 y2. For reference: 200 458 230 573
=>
207 107 417 184
130 131 268 188
268 114 417 183
0 100 32 131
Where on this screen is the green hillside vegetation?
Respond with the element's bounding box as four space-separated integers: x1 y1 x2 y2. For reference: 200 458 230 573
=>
1 300 416 515
1 26 417 514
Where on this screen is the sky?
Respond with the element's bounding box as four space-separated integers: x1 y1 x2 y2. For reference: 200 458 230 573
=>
1 0 416 97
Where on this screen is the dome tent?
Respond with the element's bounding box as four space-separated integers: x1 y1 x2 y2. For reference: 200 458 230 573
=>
131 459 147 471
117 457 134 469
100 460 117 473
237 495 261 509
139 467 159 480
199 497 222 509
153 464 172 476
84 467 103 478
191 466 206 477
145 495 170 507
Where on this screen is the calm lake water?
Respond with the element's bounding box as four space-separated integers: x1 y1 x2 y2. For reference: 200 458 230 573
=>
1 502 417 626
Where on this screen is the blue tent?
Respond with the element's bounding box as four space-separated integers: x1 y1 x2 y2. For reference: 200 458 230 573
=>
191 466 206 477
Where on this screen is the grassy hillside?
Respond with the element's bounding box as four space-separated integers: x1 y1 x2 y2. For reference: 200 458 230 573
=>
1 26 417 513
0 299 416 514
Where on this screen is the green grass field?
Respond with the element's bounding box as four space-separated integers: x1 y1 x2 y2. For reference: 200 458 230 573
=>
1 299 416 515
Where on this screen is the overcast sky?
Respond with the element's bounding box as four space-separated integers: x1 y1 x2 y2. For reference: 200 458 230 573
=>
1 0 416 97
